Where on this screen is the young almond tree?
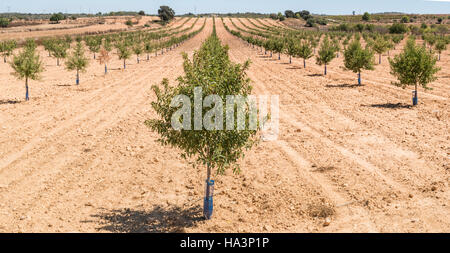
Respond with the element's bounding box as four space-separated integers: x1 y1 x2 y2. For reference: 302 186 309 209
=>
42 38 54 57
389 39 440 106
66 42 89 85
391 34 404 50
343 40 375 85
371 36 389 64
144 42 153 61
99 39 113 74
434 39 447 61
1 40 17 63
10 46 44 101
272 39 285 60
98 48 111 75
145 33 260 220
86 36 102 59
50 39 70 66
316 37 338 75
116 42 131 69
286 37 299 64
297 40 313 68
133 42 143 64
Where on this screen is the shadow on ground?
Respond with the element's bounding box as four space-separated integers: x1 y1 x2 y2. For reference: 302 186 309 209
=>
326 83 364 88
83 205 204 233
0 99 21 105
362 103 412 109
286 66 304 70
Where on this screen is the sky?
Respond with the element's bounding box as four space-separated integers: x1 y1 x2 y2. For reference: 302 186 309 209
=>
0 0 449 15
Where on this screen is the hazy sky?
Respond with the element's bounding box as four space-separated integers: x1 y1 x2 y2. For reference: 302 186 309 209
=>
0 0 449 15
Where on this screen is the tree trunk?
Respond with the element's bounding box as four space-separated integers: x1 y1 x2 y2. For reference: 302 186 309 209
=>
289 55 292 64
413 83 418 106
379 54 381 64
94 53 96 59
204 163 214 220
57 58 59 66
25 78 29 101
147 54 149 61
324 64 327 75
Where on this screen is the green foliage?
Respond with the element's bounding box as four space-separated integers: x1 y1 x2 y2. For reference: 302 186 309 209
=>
285 10 295 18
298 10 312 21
10 46 44 81
10 46 44 100
316 37 338 66
362 12 371 21
389 39 440 91
125 20 133 27
145 32 259 175
85 36 102 56
50 13 66 23
0 40 17 62
371 36 390 63
158 6 175 22
389 23 408 34
297 40 314 67
401 16 410 23
49 39 70 65
24 39 37 51
0 17 11 28
133 42 143 61
65 42 89 73
435 39 447 54
343 40 374 74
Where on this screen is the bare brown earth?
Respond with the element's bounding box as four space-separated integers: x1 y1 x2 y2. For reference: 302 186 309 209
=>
0 17 449 233
0 16 163 41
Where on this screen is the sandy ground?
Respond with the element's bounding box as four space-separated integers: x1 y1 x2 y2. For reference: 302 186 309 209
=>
0 17 449 233
0 16 162 40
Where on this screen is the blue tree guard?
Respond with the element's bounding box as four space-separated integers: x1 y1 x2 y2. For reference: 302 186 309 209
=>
358 72 361 85
203 179 215 220
412 90 418 106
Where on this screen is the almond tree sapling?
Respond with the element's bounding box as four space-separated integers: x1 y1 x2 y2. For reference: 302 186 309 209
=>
286 37 299 64
297 40 313 68
434 39 447 61
99 39 112 74
343 40 375 85
10 46 44 101
116 42 131 69
65 42 89 85
316 37 338 75
145 31 260 220
272 39 284 60
144 42 153 61
133 42 143 64
86 36 102 59
371 36 389 64
1 40 17 63
389 39 440 106
50 39 70 66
